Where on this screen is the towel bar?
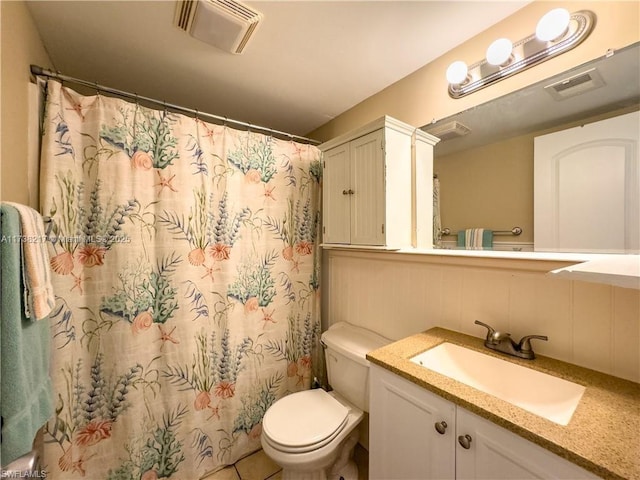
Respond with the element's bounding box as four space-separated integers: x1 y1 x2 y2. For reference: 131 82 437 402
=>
441 227 522 236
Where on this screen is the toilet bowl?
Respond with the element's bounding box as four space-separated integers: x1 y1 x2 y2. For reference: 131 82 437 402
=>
261 322 390 480
262 389 363 480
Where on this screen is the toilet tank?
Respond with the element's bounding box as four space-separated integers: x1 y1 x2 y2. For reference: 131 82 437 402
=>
321 322 391 412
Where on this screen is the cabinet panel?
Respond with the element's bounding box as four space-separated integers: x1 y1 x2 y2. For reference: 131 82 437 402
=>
320 116 437 248
322 143 350 244
370 367 602 480
456 408 600 480
350 130 385 245
370 365 455 480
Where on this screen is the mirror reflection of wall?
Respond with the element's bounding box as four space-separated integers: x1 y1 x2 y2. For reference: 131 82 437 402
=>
427 43 640 253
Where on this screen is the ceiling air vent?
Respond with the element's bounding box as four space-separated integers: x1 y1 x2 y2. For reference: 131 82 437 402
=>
175 0 262 54
424 120 472 141
544 68 606 101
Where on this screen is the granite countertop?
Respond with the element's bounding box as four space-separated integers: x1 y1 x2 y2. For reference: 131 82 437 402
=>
366 327 640 480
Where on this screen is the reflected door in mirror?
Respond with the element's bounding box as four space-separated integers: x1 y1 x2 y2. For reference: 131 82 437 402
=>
534 111 640 253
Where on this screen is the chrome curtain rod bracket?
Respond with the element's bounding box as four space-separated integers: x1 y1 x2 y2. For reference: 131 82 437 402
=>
29 65 321 146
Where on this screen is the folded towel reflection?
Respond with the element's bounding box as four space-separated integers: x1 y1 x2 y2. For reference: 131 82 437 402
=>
457 228 494 249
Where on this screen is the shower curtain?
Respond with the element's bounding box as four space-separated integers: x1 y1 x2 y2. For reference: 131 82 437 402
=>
433 176 442 248
39 80 322 479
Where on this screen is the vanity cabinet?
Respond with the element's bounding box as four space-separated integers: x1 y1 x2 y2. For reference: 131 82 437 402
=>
369 364 455 478
369 365 600 480
320 116 437 248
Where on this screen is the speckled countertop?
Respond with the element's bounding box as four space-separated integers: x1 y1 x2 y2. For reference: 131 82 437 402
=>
366 327 640 480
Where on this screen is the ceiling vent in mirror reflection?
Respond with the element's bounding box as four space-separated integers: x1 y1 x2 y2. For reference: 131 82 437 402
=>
423 121 471 141
544 68 606 101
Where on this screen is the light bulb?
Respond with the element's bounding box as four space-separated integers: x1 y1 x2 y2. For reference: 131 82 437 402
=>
446 61 468 85
536 8 571 42
486 38 513 66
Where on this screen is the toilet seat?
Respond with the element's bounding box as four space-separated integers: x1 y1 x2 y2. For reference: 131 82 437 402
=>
262 389 349 453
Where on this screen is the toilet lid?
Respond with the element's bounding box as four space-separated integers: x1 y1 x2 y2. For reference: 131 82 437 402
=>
262 389 349 452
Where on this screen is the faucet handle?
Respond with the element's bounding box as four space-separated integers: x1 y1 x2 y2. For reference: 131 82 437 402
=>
518 335 548 353
474 320 496 340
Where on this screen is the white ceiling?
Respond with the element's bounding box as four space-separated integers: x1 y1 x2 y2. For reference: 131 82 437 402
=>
27 1 530 137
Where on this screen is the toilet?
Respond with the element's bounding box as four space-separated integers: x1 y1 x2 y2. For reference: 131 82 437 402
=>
261 322 391 480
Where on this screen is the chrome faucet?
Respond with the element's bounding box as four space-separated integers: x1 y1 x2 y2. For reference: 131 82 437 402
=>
474 320 548 360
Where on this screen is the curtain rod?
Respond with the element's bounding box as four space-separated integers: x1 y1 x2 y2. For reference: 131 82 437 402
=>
30 65 321 146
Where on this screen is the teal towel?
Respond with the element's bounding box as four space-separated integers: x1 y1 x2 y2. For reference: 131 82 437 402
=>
0 205 54 466
457 228 494 249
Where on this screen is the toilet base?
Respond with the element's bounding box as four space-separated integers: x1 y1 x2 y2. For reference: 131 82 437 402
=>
329 460 358 480
328 459 357 480
280 428 359 480
328 426 359 480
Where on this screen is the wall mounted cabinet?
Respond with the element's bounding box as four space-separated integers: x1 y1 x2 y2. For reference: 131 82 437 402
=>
369 365 600 479
320 116 438 249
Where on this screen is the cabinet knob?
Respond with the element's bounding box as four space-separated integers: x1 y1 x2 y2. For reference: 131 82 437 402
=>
434 421 448 435
348 189 355 195
458 434 472 449
342 189 349 195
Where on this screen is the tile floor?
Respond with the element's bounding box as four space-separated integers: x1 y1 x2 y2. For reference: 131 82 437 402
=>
202 445 369 480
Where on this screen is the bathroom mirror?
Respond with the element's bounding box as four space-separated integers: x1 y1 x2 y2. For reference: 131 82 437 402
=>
423 42 640 253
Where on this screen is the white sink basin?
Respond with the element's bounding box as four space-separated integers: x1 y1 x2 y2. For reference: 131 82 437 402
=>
411 342 585 426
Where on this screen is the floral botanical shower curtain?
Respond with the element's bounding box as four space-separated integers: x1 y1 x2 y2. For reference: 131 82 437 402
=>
40 80 322 479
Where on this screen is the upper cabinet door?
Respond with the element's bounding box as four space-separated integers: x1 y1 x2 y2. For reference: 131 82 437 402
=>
322 143 351 244
535 110 640 253
350 129 385 245
319 116 437 248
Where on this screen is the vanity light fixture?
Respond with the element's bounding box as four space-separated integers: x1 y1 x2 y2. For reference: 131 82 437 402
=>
536 8 571 42
446 9 595 98
446 61 470 85
486 38 514 66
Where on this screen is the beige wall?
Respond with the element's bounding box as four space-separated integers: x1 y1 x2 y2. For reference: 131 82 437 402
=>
437 133 535 245
1 0 53 208
309 1 640 141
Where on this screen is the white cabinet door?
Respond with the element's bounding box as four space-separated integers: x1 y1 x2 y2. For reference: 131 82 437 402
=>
456 408 600 480
320 116 436 248
322 143 351 244
350 129 385 245
369 365 455 480
370 367 602 480
534 110 640 253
